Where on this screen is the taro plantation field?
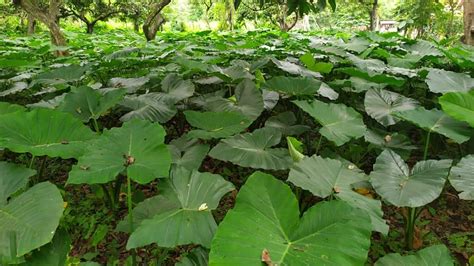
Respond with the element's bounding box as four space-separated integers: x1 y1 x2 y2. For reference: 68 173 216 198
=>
0 30 474 265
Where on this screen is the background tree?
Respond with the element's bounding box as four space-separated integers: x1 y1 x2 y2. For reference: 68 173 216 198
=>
120 0 148 32
13 0 68 55
143 0 171 41
464 0 474 44
357 0 379 31
234 0 337 31
64 0 124 34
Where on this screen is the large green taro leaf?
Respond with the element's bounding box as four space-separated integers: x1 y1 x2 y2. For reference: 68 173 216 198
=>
263 76 338 100
168 135 210 171
370 150 452 207
394 107 472 144
209 172 372 265
375 245 453 266
21 228 71 266
108 77 149 93
265 111 310 136
0 182 64 259
206 79 264 120
0 102 25 115
67 119 171 185
32 65 88 86
404 40 443 58
125 167 234 249
288 155 388 235
338 67 406 87
0 162 36 206
425 68 474 94
120 93 177 123
364 89 419 127
439 90 474 127
364 129 416 159
293 100 366 146
184 111 251 140
58 86 126 122
449 155 474 200
208 127 292 170
0 108 97 159
158 73 195 102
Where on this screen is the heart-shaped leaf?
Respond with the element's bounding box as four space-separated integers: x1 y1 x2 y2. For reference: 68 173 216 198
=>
108 77 149 93
0 182 64 258
0 108 97 159
394 107 472 144
439 90 474 127
364 129 416 159
449 155 474 200
32 65 88 86
370 150 452 207
425 68 474 94
68 119 171 185
0 162 36 206
209 127 292 170
22 228 71 266
120 93 177 123
0 102 25 115
289 155 388 234
209 172 372 265
293 99 366 146
338 67 405 87
364 89 419 126
168 135 210 171
184 111 251 140
375 245 453 266
158 73 195 102
58 86 126 122
265 112 310 136
124 167 234 249
206 79 264 120
263 76 338 99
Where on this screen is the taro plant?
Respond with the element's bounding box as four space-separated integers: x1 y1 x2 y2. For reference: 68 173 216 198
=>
57 86 127 132
0 162 64 264
209 127 293 170
369 149 452 250
209 172 373 265
67 119 171 262
375 244 454 265
120 167 234 251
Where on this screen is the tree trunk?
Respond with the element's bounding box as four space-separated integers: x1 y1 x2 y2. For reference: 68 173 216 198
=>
86 22 95 34
133 19 140 32
143 0 171 41
144 14 165 41
17 0 68 56
27 14 36 35
369 0 379 31
464 0 474 45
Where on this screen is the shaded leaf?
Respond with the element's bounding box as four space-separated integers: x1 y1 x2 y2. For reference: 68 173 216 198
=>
125 167 234 249
209 127 292 170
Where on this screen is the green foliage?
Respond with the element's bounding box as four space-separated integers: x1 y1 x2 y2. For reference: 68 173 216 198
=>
124 167 234 249
210 172 372 265
68 119 171 185
0 108 97 159
370 150 452 208
0 182 64 261
293 99 367 146
375 244 453 265
0 29 472 264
